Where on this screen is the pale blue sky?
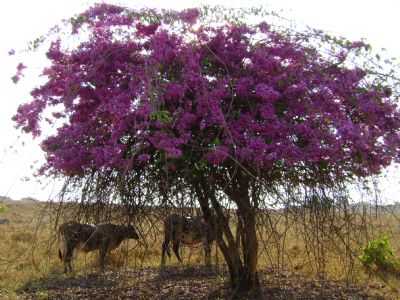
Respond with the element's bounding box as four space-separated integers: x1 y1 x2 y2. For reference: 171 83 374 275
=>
1 0 399 202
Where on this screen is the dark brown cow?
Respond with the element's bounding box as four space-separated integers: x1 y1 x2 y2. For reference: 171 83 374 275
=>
58 222 139 273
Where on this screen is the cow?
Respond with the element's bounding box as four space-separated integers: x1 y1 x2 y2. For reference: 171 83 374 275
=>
160 214 216 268
58 221 139 273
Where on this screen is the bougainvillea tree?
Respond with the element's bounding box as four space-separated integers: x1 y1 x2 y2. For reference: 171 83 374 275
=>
13 3 400 294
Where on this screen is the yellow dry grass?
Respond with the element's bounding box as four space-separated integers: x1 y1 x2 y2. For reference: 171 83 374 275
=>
0 200 399 299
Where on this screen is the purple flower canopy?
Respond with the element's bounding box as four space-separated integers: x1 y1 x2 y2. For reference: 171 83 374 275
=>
13 4 400 180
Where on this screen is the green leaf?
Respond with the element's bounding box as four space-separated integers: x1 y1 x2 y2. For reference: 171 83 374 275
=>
150 110 172 124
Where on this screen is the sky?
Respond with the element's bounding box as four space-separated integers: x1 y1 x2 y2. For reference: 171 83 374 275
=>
0 0 400 202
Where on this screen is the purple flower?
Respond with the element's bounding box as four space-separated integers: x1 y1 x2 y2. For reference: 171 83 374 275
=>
164 83 185 102
11 75 20 84
284 82 307 98
205 146 229 165
11 5 400 180
348 41 369 49
236 77 254 97
16 63 27 72
136 22 160 36
165 147 182 158
258 22 270 33
137 154 151 163
255 84 280 102
11 63 27 84
179 8 200 24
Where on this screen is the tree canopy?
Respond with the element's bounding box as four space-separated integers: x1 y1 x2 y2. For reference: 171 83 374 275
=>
12 3 400 295
13 4 400 185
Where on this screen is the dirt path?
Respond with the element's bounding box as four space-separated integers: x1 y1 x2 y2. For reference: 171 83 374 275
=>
19 267 390 299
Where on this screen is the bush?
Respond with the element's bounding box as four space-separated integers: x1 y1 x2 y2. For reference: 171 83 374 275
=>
0 204 7 214
359 236 400 274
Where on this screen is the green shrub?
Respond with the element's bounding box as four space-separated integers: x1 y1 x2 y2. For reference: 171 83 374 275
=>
359 235 400 273
0 204 7 213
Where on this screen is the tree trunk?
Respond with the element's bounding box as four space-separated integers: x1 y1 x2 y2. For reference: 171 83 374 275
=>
194 176 261 297
224 173 261 295
235 207 260 293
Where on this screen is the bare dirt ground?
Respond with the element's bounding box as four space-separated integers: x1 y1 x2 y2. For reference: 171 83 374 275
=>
17 266 390 300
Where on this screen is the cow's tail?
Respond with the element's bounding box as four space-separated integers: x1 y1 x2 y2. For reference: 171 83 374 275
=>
58 232 67 261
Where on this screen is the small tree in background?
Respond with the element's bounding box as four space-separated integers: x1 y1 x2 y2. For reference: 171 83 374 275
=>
13 3 400 296
360 235 400 275
0 204 7 214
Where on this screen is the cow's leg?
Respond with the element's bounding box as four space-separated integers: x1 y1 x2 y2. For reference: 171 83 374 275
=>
187 247 193 265
204 239 212 267
161 239 170 268
172 240 182 263
64 244 74 273
99 243 108 272
67 260 73 273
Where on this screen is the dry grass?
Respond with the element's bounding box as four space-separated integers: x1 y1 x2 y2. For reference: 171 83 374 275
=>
0 200 399 299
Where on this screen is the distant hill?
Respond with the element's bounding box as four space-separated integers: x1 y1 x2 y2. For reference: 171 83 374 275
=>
0 196 14 204
350 201 400 214
18 197 39 204
0 196 40 204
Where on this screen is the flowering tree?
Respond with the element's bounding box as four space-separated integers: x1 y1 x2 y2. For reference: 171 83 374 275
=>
13 4 400 295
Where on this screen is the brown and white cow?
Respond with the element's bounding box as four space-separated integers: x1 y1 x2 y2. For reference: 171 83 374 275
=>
160 214 216 268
